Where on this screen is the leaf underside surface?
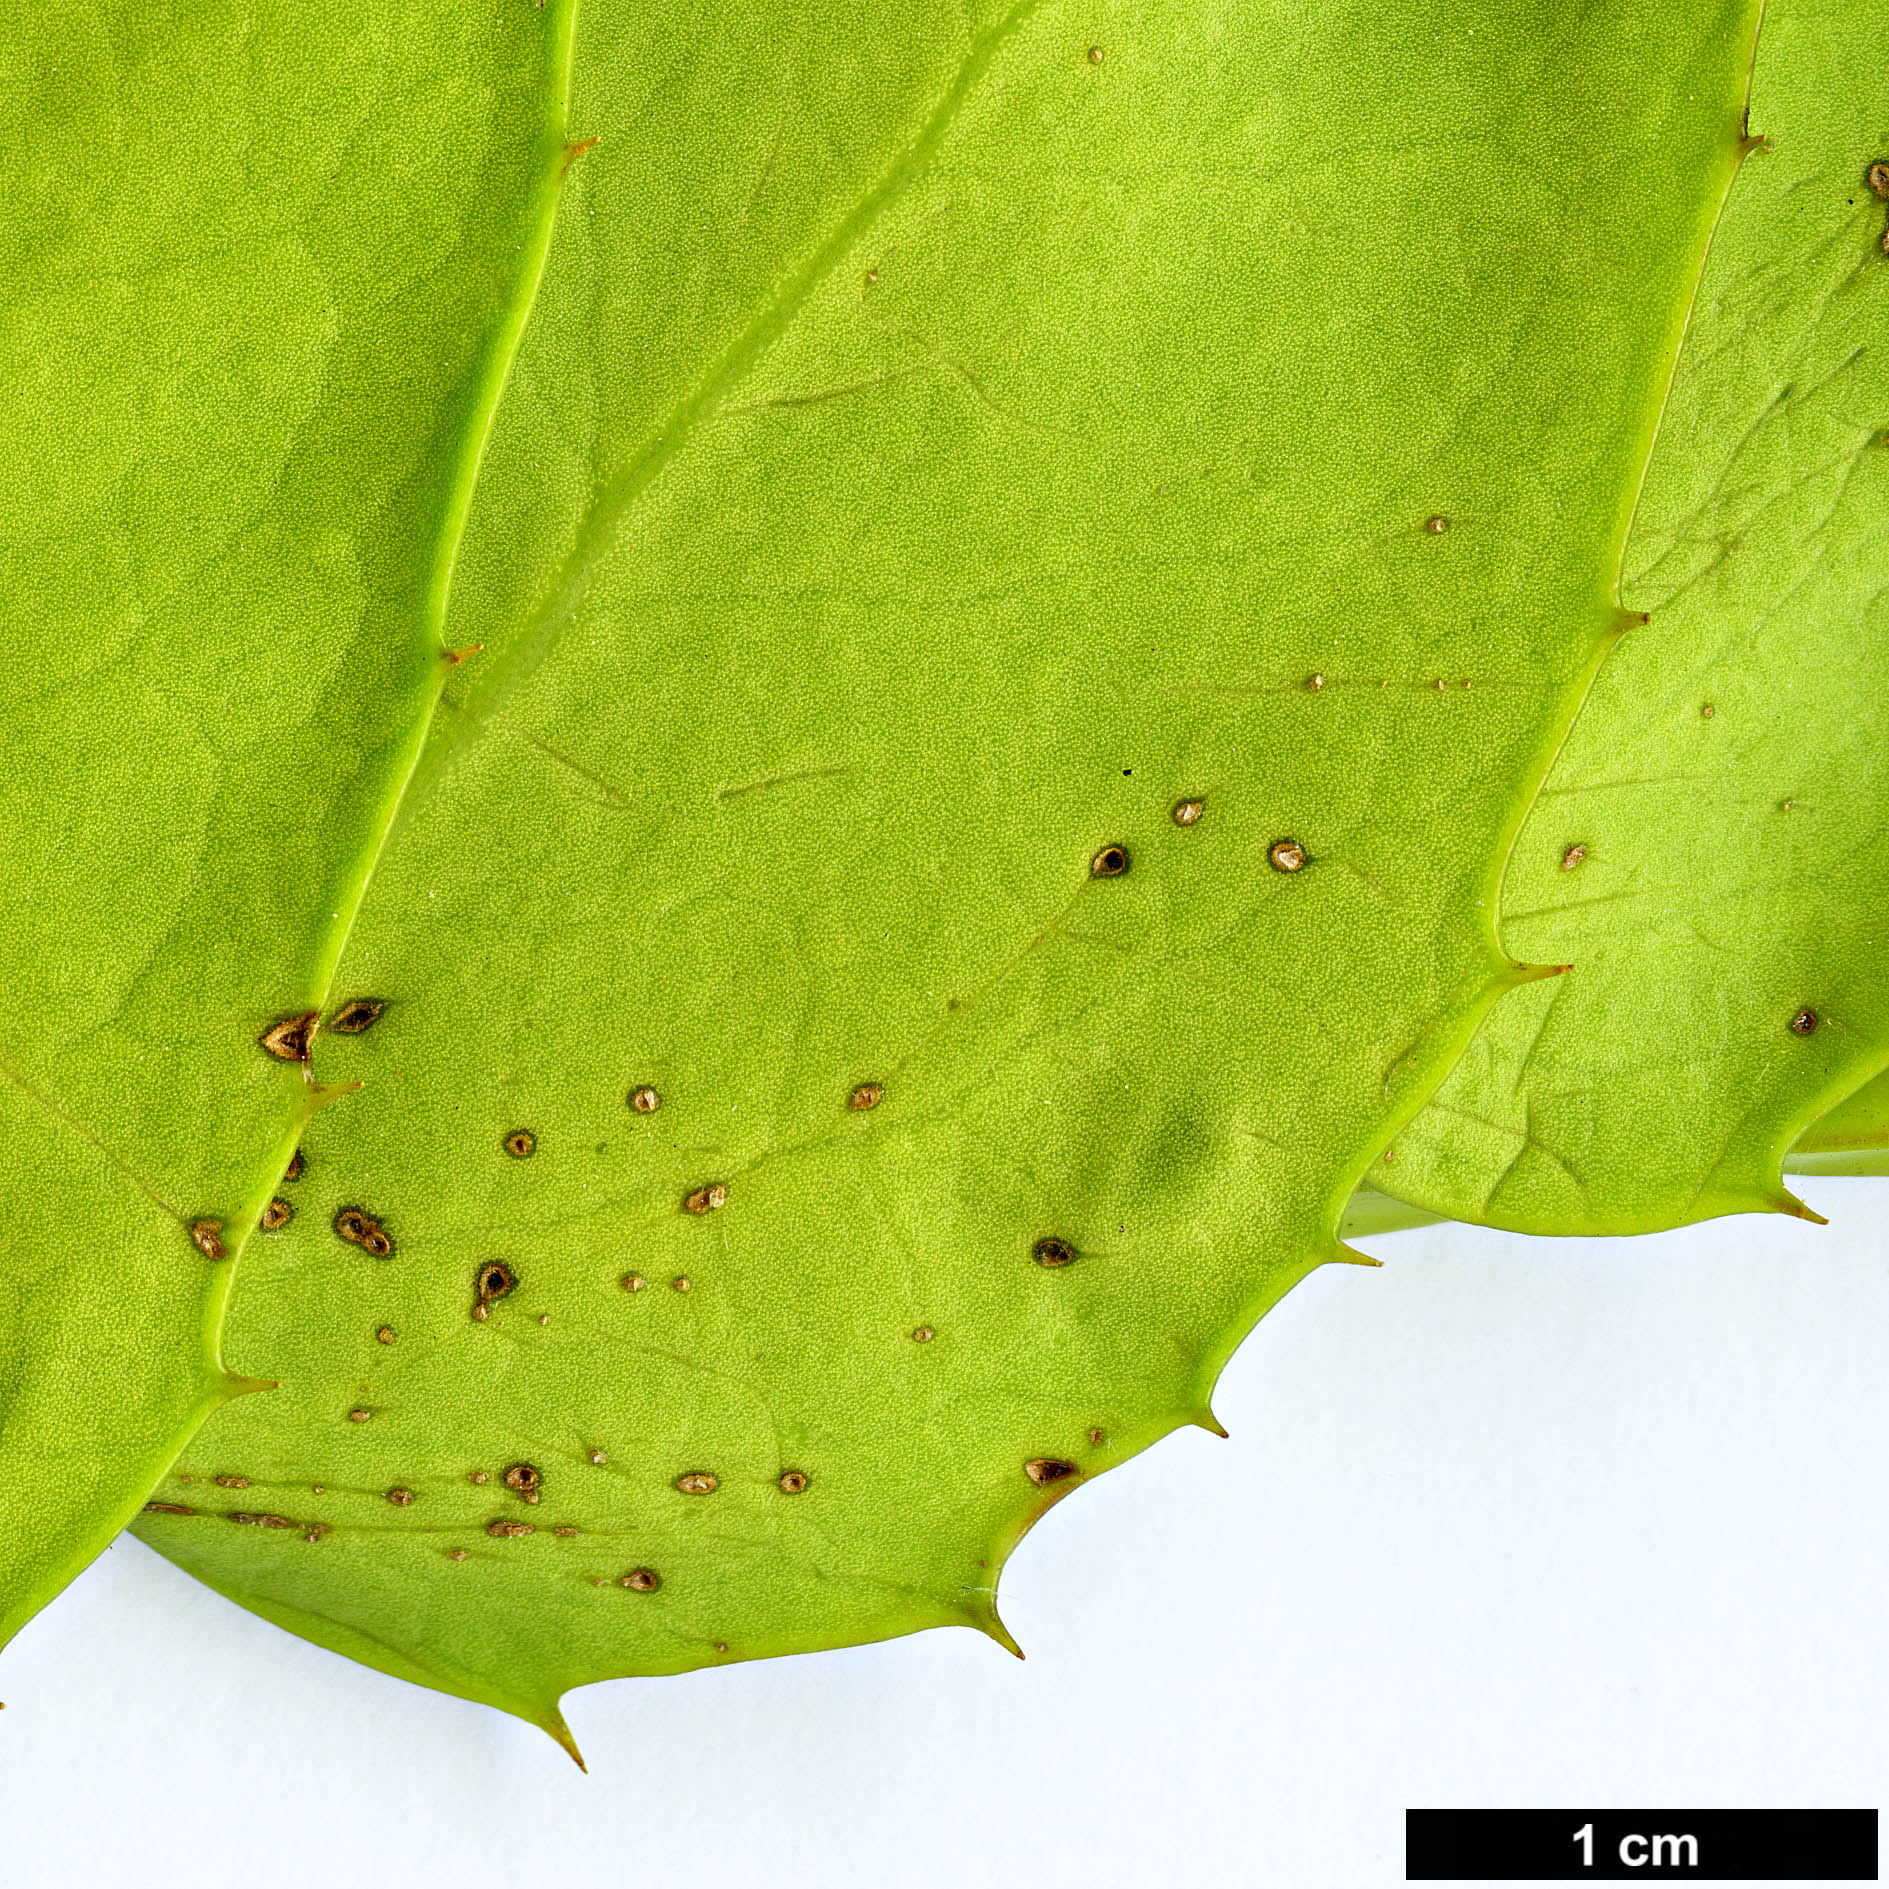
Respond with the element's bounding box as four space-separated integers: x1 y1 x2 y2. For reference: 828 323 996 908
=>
0 3 567 1644
117 0 1763 1743
1375 1 1889 1234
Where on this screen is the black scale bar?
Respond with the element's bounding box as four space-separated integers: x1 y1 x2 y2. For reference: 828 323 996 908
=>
1406 1809 1877 1881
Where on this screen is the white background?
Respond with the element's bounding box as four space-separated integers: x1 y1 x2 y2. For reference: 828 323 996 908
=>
3 1180 1882 1889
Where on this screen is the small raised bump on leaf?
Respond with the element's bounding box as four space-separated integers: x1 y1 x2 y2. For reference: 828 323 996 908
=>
376 1326 395 1345
589 1450 607 1466
849 1082 883 1111
1268 838 1306 873
538 1313 551 1327
621 1568 661 1592
334 1207 371 1246
1561 843 1588 870
1171 798 1204 825
672 1274 693 1293
912 1325 935 1342
1087 44 1104 63
361 1225 393 1259
675 1472 718 1495
230 1512 297 1529
778 1470 809 1494
261 1197 293 1231
553 1525 580 1539
714 1643 729 1655
213 1475 249 1489
190 1220 226 1260
143 1502 198 1517
303 1524 331 1544
1701 703 1716 719
503 1463 543 1502
1790 1008 1819 1036
503 1129 537 1159
474 1261 516 1310
1025 1458 1080 1487
1306 673 1326 692
1090 843 1130 879
628 1085 661 1114
1033 1235 1076 1269
259 1012 317 1063
386 1488 415 1508
1869 161 1889 198
448 1549 470 1563
620 1272 646 1292
1088 1428 1106 1446
328 998 387 1035
469 1471 491 1486
1424 514 1449 534
487 1520 534 1539
684 1182 727 1215
284 1149 304 1183
347 1408 372 1423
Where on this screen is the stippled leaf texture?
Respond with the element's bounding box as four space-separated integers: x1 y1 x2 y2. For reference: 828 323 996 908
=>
0 7 571 1643
1373 0 1889 1234
120 0 1760 1747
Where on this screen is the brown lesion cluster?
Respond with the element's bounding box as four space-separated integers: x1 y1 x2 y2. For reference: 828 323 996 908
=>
333 1205 393 1258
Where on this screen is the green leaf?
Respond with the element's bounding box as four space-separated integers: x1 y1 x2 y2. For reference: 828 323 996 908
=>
120 0 1759 1742
0 5 574 1644
1373 2 1889 1234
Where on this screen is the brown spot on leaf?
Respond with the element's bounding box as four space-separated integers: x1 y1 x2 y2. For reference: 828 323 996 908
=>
487 1520 535 1540
230 1512 297 1528
1025 1458 1080 1487
1424 515 1449 534
1790 1008 1819 1036
1268 838 1306 873
1033 1235 1076 1269
259 1012 317 1063
1090 843 1130 879
675 1472 718 1495
589 1450 608 1466
376 1326 396 1345
347 1408 372 1423
448 1549 470 1562
142 1502 197 1517
334 1207 371 1245
620 1272 646 1292
469 1471 491 1486
328 998 387 1035
475 1261 516 1310
912 1325 935 1342
360 1225 394 1259
503 1129 536 1159
628 1086 661 1114
1561 844 1587 870
683 1182 728 1215
553 1525 580 1538
1087 44 1104 63
1088 1428 1106 1446
503 1463 543 1502
1171 798 1204 826
1869 161 1889 198
672 1275 693 1293
261 1197 293 1231
778 1470 809 1494
621 1568 661 1592
849 1082 883 1111
1306 673 1326 692
284 1149 304 1183
213 1475 250 1490
190 1219 226 1260
386 1488 415 1507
